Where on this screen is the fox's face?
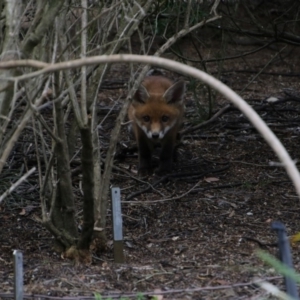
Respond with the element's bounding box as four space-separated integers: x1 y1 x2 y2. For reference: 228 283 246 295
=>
129 76 186 141
133 102 181 140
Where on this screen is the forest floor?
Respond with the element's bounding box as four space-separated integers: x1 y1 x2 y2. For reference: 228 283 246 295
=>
1 39 300 299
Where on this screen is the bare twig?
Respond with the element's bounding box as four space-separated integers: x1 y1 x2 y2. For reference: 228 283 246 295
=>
170 40 276 64
32 117 42 191
124 179 202 205
184 0 192 29
81 0 88 126
109 162 166 198
1 276 282 299
58 3 121 60
210 0 221 16
0 167 36 203
242 236 276 249
181 104 231 135
126 166 229 201
241 46 287 93
96 0 155 240
0 0 23 131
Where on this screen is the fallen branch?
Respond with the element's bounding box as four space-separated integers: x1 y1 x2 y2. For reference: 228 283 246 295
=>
124 179 202 205
125 165 229 201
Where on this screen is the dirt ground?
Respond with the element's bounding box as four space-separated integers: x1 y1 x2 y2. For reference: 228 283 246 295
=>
1 38 300 299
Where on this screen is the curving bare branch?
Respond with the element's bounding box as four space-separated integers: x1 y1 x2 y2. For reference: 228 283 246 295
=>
1 54 299 201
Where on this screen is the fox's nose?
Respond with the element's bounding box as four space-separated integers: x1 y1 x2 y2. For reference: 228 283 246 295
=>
152 133 159 139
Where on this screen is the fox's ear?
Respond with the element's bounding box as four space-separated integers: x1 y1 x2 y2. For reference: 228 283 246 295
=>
163 80 186 104
133 84 150 103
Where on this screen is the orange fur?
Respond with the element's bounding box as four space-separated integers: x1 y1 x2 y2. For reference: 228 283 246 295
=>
128 76 186 174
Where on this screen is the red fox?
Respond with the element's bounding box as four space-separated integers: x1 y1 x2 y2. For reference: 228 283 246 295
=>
128 76 186 174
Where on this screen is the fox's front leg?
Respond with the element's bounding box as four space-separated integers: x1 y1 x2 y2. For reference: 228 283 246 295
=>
157 138 175 174
137 135 153 175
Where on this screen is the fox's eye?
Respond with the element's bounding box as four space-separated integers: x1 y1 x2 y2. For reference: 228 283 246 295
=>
143 115 150 122
161 115 169 122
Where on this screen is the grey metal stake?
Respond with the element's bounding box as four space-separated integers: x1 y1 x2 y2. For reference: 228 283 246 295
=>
111 187 124 263
272 221 299 300
13 250 23 300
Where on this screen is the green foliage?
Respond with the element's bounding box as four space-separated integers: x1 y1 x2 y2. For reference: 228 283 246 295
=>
257 250 300 284
136 293 145 300
94 293 102 300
